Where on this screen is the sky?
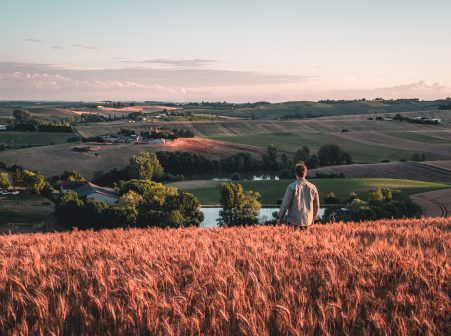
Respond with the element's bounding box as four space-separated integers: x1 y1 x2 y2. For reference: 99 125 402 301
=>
0 0 450 102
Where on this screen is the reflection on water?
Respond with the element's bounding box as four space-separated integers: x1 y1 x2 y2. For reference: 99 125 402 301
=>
200 208 325 228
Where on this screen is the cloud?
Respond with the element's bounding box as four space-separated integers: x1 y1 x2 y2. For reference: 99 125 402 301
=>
121 58 216 67
72 43 97 50
0 61 307 101
51 45 64 50
374 81 451 97
24 38 43 43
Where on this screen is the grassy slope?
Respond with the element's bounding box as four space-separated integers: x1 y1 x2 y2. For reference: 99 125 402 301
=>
210 132 438 162
172 178 450 205
0 218 448 335
183 101 440 119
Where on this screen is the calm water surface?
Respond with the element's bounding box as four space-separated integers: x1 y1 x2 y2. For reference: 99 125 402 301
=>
200 208 325 228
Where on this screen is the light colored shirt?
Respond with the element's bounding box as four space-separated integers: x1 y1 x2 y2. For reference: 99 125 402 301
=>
278 178 320 227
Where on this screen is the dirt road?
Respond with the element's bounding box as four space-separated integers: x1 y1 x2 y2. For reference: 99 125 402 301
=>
410 188 451 217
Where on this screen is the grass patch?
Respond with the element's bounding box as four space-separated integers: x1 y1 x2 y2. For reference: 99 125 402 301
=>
174 178 450 205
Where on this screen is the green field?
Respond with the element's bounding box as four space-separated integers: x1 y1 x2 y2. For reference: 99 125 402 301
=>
0 132 74 148
388 131 451 144
210 132 437 163
171 178 450 205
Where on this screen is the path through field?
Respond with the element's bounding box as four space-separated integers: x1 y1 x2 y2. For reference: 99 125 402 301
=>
410 188 451 217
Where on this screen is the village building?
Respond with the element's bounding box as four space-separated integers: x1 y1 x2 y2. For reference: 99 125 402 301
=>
61 181 119 205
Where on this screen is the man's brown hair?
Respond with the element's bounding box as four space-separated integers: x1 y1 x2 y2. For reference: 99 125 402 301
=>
295 161 307 177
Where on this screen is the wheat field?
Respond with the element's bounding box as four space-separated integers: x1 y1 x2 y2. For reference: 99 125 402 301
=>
0 218 449 335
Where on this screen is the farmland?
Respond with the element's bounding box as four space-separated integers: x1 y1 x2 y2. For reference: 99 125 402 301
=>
0 131 74 148
211 132 447 162
0 138 262 179
170 178 450 205
311 161 451 183
0 217 448 335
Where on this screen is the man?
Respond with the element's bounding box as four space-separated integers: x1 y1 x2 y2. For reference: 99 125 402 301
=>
277 161 320 228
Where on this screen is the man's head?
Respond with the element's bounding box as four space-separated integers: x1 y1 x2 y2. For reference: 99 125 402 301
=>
295 161 307 178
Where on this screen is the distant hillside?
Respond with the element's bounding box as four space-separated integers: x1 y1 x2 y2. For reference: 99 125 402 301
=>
1 99 448 120
1 218 449 335
181 99 446 119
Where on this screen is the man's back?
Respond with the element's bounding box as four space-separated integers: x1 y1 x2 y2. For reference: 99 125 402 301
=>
278 178 320 227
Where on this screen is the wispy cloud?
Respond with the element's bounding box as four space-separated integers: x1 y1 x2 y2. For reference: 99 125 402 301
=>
375 81 451 96
0 62 308 101
24 38 43 43
72 43 97 50
121 58 216 67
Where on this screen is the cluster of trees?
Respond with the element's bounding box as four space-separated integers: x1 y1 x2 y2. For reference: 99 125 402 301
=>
218 183 261 227
93 152 182 186
323 188 420 222
56 179 203 229
12 169 52 195
93 145 353 186
11 109 73 132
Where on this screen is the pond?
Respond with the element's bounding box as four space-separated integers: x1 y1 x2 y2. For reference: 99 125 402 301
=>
212 175 279 182
200 207 325 228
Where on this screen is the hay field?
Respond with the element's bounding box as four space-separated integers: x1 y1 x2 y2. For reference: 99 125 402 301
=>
75 114 451 138
335 131 451 159
0 218 449 335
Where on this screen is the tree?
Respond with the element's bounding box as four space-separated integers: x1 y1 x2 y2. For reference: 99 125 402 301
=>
262 145 279 171
294 146 310 163
305 154 319 169
347 192 359 203
55 191 85 228
218 183 261 227
127 152 163 180
21 170 47 194
324 192 340 205
0 172 10 189
61 170 84 182
13 109 32 122
318 144 352 166
368 188 383 203
120 179 203 228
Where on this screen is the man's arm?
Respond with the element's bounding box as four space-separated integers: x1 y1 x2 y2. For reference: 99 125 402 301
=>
278 186 293 222
312 186 320 223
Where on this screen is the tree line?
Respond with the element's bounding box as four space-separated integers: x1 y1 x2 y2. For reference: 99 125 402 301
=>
93 144 353 186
